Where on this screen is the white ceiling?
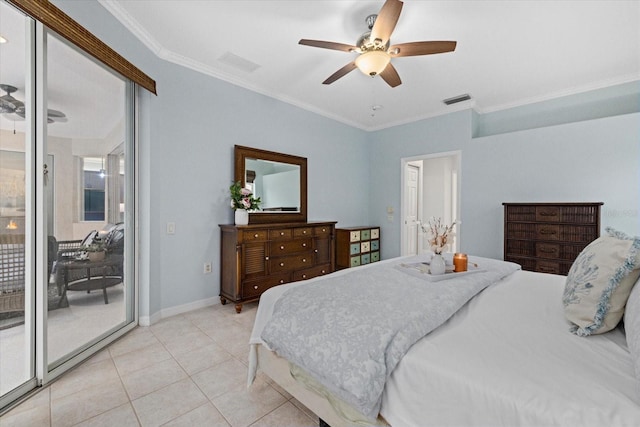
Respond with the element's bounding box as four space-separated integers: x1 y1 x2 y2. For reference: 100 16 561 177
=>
99 0 640 131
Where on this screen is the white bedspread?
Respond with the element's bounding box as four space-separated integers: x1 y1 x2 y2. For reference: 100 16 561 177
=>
381 270 640 427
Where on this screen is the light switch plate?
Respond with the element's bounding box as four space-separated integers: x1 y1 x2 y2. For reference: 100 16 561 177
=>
166 222 175 234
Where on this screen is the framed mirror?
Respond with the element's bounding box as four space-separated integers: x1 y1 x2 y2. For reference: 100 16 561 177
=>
234 145 307 224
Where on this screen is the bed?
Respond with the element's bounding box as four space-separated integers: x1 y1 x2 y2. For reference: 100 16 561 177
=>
249 245 640 426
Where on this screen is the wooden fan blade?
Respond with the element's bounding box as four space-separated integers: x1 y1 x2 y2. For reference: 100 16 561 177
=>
370 0 404 45
322 62 358 85
389 41 457 57
380 63 402 88
299 39 358 53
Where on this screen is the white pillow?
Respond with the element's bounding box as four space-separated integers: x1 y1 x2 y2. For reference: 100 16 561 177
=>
563 227 640 336
624 276 640 399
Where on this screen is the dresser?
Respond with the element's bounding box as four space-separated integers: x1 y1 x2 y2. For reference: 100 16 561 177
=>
503 202 603 275
219 221 336 312
336 226 381 270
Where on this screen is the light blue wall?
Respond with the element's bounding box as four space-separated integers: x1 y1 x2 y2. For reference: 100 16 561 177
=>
54 1 640 322
370 110 640 259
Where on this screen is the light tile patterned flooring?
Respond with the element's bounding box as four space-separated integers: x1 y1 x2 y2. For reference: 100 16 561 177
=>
1 302 319 427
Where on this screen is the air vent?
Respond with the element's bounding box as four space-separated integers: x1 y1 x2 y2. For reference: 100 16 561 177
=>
443 94 472 106
217 51 261 73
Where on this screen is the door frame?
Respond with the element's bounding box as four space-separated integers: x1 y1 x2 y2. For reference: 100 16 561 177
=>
400 150 462 256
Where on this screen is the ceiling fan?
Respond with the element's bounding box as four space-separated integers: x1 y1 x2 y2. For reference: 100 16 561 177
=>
0 84 67 124
299 0 456 88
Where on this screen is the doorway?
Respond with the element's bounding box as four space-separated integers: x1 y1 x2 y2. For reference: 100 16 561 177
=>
401 151 461 256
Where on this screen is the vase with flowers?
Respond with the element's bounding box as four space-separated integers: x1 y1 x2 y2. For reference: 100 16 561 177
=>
421 217 456 275
229 181 261 225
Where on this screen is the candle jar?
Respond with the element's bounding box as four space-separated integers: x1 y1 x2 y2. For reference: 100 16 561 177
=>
453 253 468 272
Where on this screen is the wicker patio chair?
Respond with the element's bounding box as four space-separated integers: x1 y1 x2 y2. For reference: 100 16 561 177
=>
0 234 25 314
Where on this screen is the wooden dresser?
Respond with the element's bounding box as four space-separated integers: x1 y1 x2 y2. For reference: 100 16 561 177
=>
219 221 336 312
503 202 603 275
336 226 381 270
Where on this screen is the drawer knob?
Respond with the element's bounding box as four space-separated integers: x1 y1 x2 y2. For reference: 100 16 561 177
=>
302 274 307 279
321 270 326 274
280 232 285 236
540 248 557 253
253 285 258 290
280 245 285 250
279 279 284 284
540 211 557 216
540 229 557 235
303 230 307 234
314 249 318 253
254 234 259 238
322 228 326 232
302 258 307 263
280 262 285 267
265 256 269 260
302 243 307 247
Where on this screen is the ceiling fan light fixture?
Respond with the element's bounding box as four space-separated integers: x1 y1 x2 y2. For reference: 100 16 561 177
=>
355 50 391 77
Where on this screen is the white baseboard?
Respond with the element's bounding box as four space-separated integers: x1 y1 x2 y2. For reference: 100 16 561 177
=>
139 296 220 326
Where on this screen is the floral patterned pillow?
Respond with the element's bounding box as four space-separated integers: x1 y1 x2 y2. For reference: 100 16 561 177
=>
563 227 640 336
624 276 640 398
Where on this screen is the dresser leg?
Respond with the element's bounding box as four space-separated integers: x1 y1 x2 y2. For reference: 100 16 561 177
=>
220 296 227 305
235 303 243 314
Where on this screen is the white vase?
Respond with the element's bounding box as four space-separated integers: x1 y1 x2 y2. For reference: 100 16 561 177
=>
430 253 446 275
234 209 249 225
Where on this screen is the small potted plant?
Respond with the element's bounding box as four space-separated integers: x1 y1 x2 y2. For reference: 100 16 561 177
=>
229 181 261 225
84 241 106 262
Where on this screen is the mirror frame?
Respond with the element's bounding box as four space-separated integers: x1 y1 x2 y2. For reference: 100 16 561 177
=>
234 145 307 224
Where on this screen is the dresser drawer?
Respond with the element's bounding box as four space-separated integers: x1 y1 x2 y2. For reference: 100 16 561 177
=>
293 264 331 281
361 241 371 253
270 238 312 255
536 260 560 274
240 229 268 242
535 242 560 259
371 251 380 262
314 225 332 237
535 206 560 222
350 243 360 255
270 254 313 272
536 224 560 240
242 274 291 299
361 229 371 240
350 256 361 267
361 253 371 264
371 228 380 239
350 230 361 242
371 240 379 251
270 229 293 240
293 227 313 238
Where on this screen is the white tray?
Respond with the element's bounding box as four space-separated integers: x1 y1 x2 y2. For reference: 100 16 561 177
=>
399 262 485 282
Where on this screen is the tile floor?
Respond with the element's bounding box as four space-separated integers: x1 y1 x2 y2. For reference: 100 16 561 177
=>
0 302 319 427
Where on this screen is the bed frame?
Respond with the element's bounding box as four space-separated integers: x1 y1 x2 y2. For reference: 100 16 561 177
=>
255 344 388 427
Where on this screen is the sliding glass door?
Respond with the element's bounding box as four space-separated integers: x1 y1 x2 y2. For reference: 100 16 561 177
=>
44 29 135 370
0 1 36 404
0 0 137 409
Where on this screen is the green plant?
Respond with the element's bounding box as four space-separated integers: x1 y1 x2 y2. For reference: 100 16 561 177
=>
229 181 261 211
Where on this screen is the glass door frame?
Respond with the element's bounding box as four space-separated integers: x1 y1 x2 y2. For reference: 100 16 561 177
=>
37 23 139 385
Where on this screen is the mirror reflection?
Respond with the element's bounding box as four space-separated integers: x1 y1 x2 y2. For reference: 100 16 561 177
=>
245 158 300 212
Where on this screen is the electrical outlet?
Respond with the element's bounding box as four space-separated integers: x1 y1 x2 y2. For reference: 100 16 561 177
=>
166 222 176 234
204 262 212 274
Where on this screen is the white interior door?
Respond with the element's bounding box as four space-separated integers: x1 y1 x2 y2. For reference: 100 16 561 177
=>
403 163 420 255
